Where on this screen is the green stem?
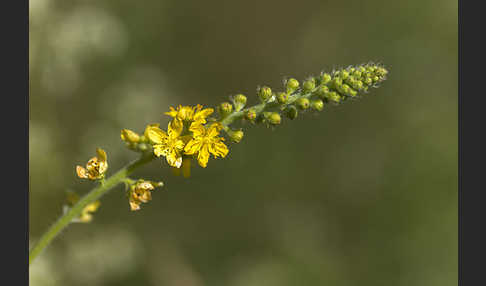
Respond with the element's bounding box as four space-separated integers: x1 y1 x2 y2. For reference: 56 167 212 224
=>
29 153 155 265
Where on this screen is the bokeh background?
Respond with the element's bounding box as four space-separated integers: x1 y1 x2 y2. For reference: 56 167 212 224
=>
29 0 457 285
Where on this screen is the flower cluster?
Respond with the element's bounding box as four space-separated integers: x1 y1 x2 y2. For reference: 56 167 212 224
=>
144 104 229 172
115 62 388 210
31 62 390 267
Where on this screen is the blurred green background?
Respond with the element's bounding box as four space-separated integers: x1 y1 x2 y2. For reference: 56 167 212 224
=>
29 0 457 285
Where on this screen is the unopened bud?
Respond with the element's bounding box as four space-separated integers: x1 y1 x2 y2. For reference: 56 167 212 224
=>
121 129 140 143
245 108 257 121
285 105 298 120
302 78 316 93
340 70 350 80
352 70 362 78
276 92 289 104
327 91 341 103
233 94 247 111
227 129 244 143
376 67 388 76
320 73 332 85
350 79 363 90
219 102 233 117
315 85 329 98
257 86 272 102
338 84 351 95
364 77 373 86
296 97 310 110
331 78 343 89
310 99 324 111
366 65 377 73
264 112 281 125
285 78 299 94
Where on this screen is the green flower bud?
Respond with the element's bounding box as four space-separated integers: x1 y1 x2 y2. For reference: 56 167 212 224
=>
138 143 149 151
245 108 257 121
315 85 329 98
276 92 289 104
285 105 298 120
376 67 388 77
364 77 373 86
286 78 300 94
352 70 362 78
327 91 341 103
350 79 363 90
219 102 233 116
366 65 377 73
296 97 310 110
258 86 272 102
310 99 324 111
320 73 332 85
311 99 324 111
331 77 343 90
302 78 316 93
340 70 350 80
232 94 247 111
338 84 352 96
264 112 281 125
227 129 244 143
340 84 357 97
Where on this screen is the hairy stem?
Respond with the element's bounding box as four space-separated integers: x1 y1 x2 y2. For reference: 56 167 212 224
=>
29 153 155 264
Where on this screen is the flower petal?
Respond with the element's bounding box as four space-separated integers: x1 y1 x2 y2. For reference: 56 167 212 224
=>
210 141 229 158
76 166 89 179
197 144 210 168
165 106 178 118
183 139 202 155
153 144 169 157
168 119 183 138
146 126 167 144
207 123 223 138
166 151 183 168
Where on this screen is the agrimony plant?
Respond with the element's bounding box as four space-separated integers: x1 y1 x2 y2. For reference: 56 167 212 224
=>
29 63 388 264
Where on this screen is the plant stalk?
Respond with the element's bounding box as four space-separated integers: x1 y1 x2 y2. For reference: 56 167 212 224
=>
29 153 155 265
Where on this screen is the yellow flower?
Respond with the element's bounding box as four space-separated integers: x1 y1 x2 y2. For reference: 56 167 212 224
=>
128 180 163 211
145 122 185 168
76 148 108 180
184 123 229 168
79 201 101 223
165 104 214 126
